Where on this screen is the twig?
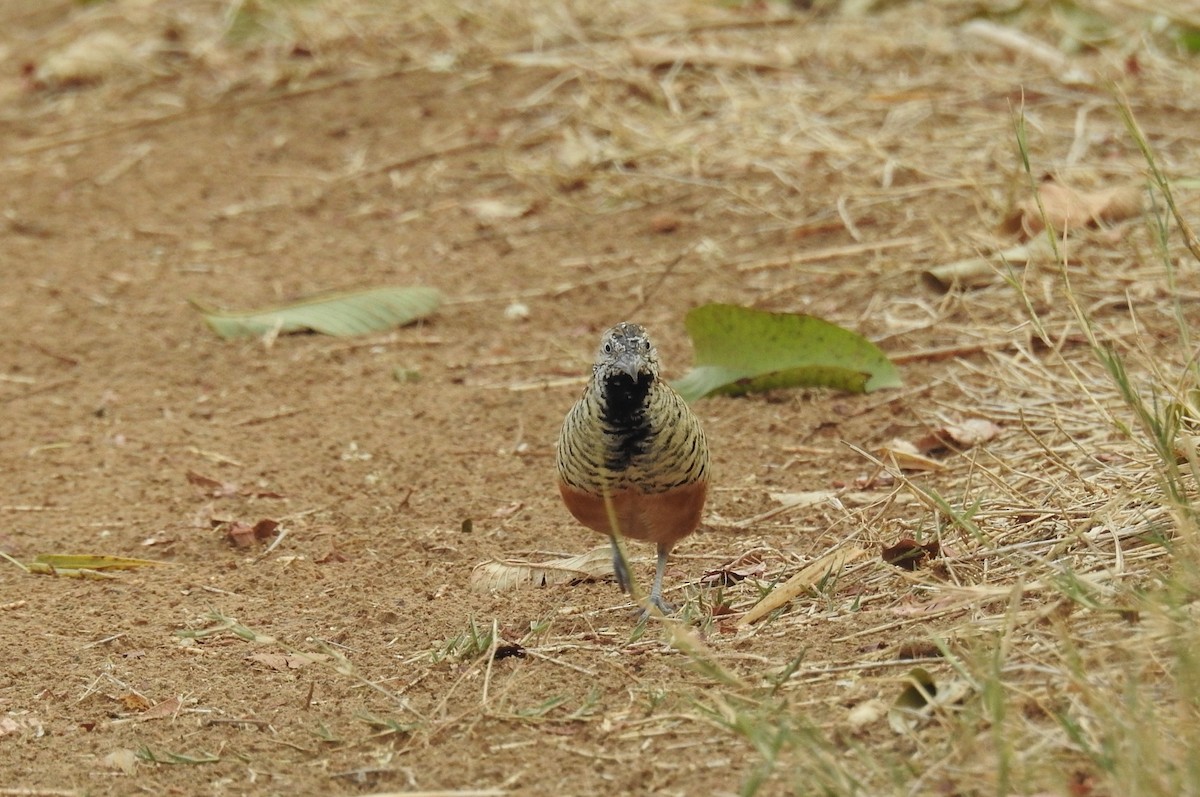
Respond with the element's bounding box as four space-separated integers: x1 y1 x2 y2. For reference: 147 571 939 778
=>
1 378 77 404
736 236 923 271
232 407 304 427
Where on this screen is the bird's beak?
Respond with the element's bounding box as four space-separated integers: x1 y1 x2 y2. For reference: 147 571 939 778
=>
614 350 642 380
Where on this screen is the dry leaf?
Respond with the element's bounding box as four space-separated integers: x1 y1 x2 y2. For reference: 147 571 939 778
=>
34 31 141 88
186 469 240 498
881 538 940 571
895 640 943 659
878 439 944 471
649 211 684 233
102 748 139 775
186 470 283 499
316 546 349 564
739 547 867 625
119 693 152 712
961 19 1093 85
1005 180 1143 238
915 419 1002 453
921 239 1051 292
847 699 887 730
226 518 279 548
943 418 1001 448
141 695 182 720
186 470 222 490
555 127 619 172
891 595 970 617
491 501 524 518
470 547 613 593
465 198 532 222
701 557 766 586
888 667 973 733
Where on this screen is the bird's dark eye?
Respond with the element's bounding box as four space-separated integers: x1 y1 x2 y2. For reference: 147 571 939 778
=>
643 339 651 351
603 342 613 354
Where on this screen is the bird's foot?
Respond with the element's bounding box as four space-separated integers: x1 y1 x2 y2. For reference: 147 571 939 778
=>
630 593 675 621
611 542 633 594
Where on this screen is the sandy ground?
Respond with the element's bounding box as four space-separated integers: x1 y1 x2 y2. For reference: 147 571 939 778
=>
4 2 1199 795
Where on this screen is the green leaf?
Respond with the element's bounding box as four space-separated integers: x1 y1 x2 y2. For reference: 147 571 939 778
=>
672 304 901 402
191 286 441 339
1176 26 1200 54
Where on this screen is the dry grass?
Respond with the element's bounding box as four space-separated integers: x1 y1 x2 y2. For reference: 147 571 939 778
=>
6 0 1200 794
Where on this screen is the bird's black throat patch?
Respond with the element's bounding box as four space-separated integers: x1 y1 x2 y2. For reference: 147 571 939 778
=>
599 372 654 471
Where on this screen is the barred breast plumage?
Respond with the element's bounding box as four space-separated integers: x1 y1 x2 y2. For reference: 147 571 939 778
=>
556 322 710 614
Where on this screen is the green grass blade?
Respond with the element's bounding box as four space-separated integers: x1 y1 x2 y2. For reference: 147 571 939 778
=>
192 285 441 339
672 304 901 402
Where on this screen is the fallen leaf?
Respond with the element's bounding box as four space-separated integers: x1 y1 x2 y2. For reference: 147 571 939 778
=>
881 538 940 570
119 693 152 713
186 471 285 500
915 419 1002 453
854 470 895 489
192 285 441 339
186 470 241 498
248 652 291 671
921 239 1051 292
225 519 279 548
895 640 943 659
1004 180 1143 238
33 31 139 88
673 304 902 402
888 667 973 733
739 547 867 625
141 696 182 720
890 595 971 617
316 546 349 564
465 198 532 221
101 748 139 775
470 547 613 593
186 470 221 489
847 699 886 730
712 603 735 618
961 19 1093 85
700 557 766 586
878 439 944 471
492 501 524 518
649 211 684 233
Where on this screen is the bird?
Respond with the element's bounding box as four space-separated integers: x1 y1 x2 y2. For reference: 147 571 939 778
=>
556 322 710 615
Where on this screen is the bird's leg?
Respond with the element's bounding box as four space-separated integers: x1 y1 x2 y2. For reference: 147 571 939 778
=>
610 535 633 594
647 543 676 614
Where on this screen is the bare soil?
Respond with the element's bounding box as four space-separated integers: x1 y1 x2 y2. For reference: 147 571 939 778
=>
3 2 1198 796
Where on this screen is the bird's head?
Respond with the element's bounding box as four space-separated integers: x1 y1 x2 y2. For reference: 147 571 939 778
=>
593 322 660 387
